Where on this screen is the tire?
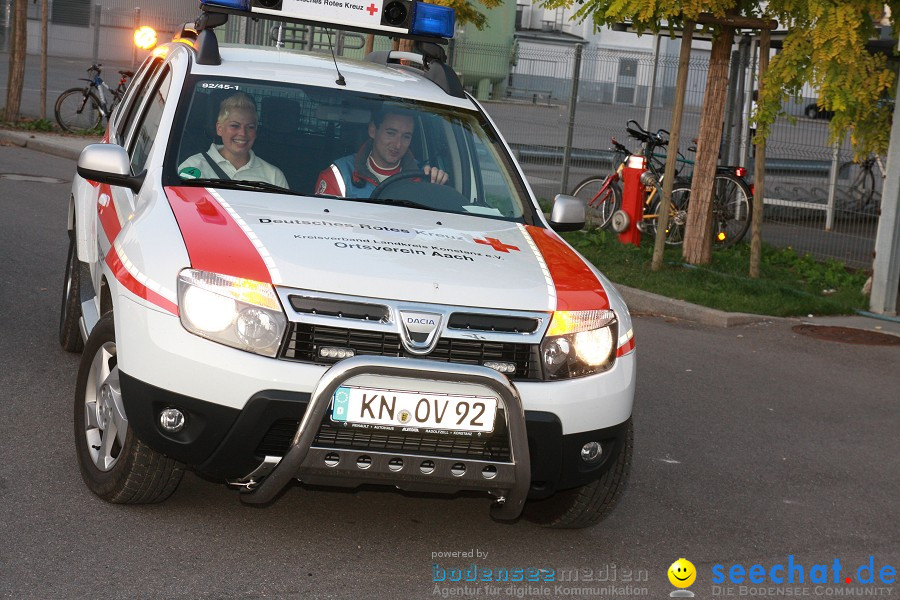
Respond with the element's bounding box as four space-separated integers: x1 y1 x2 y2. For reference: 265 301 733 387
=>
805 105 819 119
646 185 690 245
59 224 84 352
74 314 184 503
523 419 633 529
572 175 621 230
711 173 752 248
55 88 103 133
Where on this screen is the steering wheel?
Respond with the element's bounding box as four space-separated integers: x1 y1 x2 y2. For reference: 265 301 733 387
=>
369 170 430 200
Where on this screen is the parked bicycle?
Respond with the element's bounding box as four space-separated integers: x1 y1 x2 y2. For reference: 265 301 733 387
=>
54 64 133 134
838 154 884 211
571 120 753 248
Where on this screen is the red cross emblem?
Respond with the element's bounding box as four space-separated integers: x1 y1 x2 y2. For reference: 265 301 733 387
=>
367 3 378 15
474 237 520 253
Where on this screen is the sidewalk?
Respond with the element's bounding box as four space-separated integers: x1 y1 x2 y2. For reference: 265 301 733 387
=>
3 126 899 337
0 128 98 161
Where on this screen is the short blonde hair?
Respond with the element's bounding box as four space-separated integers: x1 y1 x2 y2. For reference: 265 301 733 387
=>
216 92 257 124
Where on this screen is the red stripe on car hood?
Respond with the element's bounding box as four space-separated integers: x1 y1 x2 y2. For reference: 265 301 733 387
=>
164 186 272 283
524 225 609 311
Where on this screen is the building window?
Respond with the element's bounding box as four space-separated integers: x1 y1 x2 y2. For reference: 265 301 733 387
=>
52 0 91 27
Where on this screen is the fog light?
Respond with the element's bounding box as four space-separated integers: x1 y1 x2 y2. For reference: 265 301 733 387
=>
483 360 516 374
319 346 356 359
581 441 603 464
159 408 185 433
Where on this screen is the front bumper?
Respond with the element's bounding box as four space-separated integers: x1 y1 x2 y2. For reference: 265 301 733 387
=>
120 357 631 519
241 356 530 519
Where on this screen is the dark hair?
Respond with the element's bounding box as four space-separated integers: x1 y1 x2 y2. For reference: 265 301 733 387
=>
372 104 415 128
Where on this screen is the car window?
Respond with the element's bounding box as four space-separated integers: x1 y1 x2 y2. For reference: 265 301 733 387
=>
114 57 163 144
167 77 531 222
129 65 172 174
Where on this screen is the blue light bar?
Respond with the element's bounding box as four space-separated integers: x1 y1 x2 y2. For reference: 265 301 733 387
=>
200 0 250 10
411 2 455 39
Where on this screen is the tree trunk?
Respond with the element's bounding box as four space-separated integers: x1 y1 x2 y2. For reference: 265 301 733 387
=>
40 0 48 121
652 23 693 271
682 26 735 265
4 0 28 122
749 29 770 278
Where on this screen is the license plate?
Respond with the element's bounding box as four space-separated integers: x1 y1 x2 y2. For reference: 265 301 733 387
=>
331 385 497 433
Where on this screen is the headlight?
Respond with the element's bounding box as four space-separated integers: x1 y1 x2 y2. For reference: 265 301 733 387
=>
177 269 287 357
540 310 617 379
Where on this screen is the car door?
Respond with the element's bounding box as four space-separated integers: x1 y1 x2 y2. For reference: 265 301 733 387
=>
94 61 173 294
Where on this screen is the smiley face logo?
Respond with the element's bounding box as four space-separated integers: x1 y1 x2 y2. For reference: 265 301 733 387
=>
668 558 696 588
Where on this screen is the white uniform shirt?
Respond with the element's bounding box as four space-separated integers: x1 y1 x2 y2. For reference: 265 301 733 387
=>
178 144 289 189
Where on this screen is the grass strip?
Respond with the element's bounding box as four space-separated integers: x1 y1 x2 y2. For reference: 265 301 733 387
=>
562 229 870 317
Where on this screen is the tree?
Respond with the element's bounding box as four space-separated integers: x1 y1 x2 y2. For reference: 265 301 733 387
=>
4 0 27 122
541 0 900 263
758 1 900 157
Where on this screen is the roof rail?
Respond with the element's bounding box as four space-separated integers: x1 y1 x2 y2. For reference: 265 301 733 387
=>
365 43 464 98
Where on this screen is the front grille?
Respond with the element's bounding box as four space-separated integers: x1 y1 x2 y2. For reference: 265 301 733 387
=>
280 323 540 379
256 417 511 462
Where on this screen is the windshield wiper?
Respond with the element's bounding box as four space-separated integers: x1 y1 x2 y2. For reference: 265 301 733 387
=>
357 197 441 212
181 178 296 195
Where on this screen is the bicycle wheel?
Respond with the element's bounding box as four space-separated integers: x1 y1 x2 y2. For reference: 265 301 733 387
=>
646 185 690 245
711 173 752 248
55 88 103 133
572 175 621 230
849 161 875 210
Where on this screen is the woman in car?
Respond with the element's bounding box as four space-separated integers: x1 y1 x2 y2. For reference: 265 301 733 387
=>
178 91 288 188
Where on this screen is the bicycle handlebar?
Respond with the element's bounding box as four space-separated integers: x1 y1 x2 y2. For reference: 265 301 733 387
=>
625 119 668 147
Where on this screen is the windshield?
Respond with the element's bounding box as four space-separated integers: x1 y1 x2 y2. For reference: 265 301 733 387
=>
167 77 534 222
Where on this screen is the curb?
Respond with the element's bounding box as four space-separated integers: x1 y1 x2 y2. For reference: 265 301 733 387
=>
0 129 95 161
615 284 776 328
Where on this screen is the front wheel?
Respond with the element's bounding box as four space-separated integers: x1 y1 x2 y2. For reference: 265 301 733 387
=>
55 88 103 133
523 419 633 529
74 313 184 503
572 175 621 230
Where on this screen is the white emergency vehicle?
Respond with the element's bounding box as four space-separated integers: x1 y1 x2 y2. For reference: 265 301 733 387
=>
60 0 636 528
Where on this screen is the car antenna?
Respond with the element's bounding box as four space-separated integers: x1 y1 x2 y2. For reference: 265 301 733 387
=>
325 30 346 86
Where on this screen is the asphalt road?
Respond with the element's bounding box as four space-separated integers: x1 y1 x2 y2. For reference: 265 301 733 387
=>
0 145 898 599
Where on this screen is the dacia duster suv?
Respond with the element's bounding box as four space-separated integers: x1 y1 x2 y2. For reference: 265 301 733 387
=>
60 0 635 528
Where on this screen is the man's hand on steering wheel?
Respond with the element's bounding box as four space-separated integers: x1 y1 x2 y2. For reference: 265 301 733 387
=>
423 165 449 185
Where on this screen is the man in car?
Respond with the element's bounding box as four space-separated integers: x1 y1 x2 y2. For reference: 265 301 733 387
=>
178 92 289 188
315 105 448 198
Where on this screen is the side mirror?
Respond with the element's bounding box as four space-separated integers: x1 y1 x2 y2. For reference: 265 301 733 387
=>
76 144 145 193
548 194 585 232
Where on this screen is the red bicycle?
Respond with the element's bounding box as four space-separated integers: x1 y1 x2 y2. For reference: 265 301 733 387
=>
570 137 631 229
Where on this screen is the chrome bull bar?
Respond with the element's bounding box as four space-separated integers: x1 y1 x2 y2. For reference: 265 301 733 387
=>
240 355 531 520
